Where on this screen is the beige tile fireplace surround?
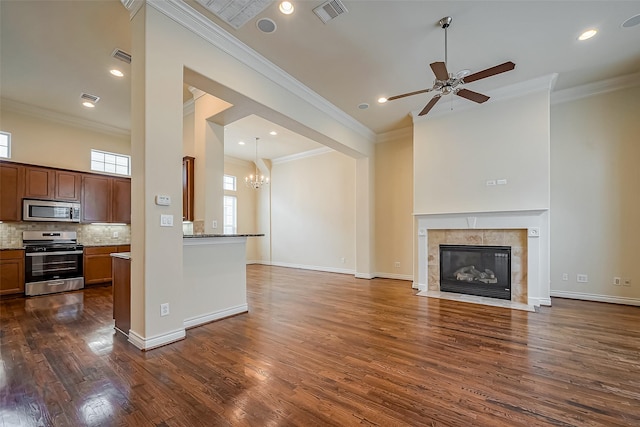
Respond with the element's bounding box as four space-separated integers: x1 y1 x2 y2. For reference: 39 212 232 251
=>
427 229 528 304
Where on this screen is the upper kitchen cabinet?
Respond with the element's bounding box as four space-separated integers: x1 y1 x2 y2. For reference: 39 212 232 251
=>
54 170 82 201
82 174 111 223
24 166 81 201
112 178 131 224
81 174 131 224
24 166 55 199
183 156 194 221
0 162 24 221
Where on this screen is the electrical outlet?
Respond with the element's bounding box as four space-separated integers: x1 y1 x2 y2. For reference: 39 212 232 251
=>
113 231 119 238
340 257 346 264
160 303 170 316
577 274 588 283
394 261 400 268
613 277 621 286
486 179 496 186
212 220 218 229
562 273 569 281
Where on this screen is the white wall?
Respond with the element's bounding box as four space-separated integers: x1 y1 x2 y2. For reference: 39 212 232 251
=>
0 107 130 171
550 85 640 303
414 90 550 214
270 150 356 273
224 157 260 261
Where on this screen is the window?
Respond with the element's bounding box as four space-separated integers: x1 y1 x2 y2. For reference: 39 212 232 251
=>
0 131 11 159
223 174 236 191
91 149 130 176
223 196 237 234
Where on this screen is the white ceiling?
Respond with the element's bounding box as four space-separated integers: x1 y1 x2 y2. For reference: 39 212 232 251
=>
2 1 640 160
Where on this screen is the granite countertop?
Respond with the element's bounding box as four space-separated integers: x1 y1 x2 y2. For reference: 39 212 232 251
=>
110 252 131 260
183 234 264 238
82 243 131 247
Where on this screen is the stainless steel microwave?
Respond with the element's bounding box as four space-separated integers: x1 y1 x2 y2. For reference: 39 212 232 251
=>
23 199 81 222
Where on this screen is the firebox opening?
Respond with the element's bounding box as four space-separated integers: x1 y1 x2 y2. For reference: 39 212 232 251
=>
439 245 511 300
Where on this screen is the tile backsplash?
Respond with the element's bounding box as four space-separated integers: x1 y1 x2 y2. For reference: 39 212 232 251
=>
0 222 131 248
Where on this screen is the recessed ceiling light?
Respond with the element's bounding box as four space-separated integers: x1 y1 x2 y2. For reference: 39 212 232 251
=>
82 101 96 108
358 103 369 110
378 97 388 104
238 141 245 145
578 29 598 41
110 69 124 77
279 1 294 15
269 131 277 136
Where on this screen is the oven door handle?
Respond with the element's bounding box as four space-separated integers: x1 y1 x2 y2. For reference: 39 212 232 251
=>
26 250 84 257
47 281 67 286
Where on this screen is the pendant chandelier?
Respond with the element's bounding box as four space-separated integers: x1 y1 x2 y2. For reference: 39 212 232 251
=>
245 137 269 189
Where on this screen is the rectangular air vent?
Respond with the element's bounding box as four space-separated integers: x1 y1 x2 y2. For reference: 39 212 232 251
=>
112 48 132 64
80 93 100 103
313 0 348 24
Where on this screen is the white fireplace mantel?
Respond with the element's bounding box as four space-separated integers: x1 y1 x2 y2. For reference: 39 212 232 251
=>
414 209 551 307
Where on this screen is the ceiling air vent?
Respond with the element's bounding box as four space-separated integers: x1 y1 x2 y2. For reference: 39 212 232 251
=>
111 48 132 64
313 0 348 24
80 93 100 104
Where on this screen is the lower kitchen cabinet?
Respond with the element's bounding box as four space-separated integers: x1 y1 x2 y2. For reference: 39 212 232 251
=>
84 245 130 285
0 250 25 296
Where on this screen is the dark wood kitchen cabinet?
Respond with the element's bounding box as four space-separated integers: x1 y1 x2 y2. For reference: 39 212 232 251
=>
82 175 131 224
24 166 81 201
182 156 194 221
0 250 25 296
112 178 131 224
24 166 55 199
84 245 130 286
54 170 82 201
0 162 24 221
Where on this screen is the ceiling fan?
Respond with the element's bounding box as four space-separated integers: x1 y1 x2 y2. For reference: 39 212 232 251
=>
382 16 516 116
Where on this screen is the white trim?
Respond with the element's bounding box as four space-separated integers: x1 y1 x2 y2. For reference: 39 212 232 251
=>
183 304 248 329
412 74 558 122
271 147 334 164
355 273 374 279
183 236 247 246
550 290 640 307
270 261 354 275
120 0 144 19
551 72 640 105
375 272 413 281
2 98 130 137
127 328 186 351
530 297 552 307
147 0 376 143
183 99 195 116
376 127 412 144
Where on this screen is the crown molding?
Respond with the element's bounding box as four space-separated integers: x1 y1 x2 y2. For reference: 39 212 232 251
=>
271 147 334 165
376 126 413 144
146 0 376 143
120 0 144 19
412 74 558 122
551 72 640 105
183 99 195 116
1 98 130 138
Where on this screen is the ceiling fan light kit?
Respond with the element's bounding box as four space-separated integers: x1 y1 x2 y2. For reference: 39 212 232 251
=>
384 16 516 117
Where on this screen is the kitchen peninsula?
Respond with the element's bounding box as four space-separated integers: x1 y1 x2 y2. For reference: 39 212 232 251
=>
182 233 263 330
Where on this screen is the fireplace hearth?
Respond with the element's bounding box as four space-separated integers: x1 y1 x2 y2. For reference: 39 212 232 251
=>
439 245 511 300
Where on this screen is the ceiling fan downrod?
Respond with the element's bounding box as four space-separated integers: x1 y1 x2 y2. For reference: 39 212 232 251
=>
439 16 452 70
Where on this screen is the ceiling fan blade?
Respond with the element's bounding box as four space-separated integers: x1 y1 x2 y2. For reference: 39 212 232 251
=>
456 88 490 104
387 88 433 101
430 62 449 81
463 61 515 83
418 95 441 116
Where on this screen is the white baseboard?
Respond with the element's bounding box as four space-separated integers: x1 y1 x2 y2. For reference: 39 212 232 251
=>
269 261 355 275
551 290 640 306
415 283 427 291
528 297 551 307
355 272 374 279
183 304 248 329
128 327 186 351
375 272 413 281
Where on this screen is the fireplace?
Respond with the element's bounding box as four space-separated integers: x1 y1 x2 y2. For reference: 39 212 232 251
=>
439 245 511 300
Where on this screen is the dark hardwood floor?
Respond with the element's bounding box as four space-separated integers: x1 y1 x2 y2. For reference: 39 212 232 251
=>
1 265 640 426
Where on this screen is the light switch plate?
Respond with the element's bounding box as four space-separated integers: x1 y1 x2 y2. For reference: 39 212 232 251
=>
160 214 173 227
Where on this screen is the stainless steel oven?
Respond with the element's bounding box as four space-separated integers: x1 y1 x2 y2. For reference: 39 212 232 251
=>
23 231 84 296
